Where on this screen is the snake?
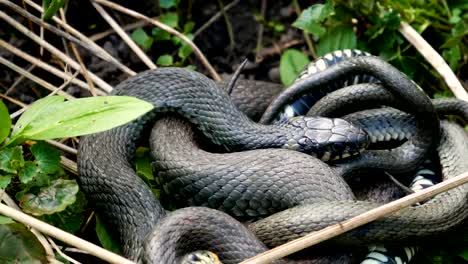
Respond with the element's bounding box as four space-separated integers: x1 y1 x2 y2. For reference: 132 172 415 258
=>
77 66 368 260
77 55 467 263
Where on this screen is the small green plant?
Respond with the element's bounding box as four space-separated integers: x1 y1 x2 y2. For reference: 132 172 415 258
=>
131 2 196 67
280 0 468 95
0 96 152 261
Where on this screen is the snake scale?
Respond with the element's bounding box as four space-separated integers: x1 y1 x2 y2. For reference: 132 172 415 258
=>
77 55 468 263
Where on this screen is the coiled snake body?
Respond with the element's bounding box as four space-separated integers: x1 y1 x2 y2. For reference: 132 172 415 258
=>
77 56 468 263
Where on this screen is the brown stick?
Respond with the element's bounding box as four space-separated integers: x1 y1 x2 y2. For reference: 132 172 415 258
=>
399 22 468 101
240 171 468 264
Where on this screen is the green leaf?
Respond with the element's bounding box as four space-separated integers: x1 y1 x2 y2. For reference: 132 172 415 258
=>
42 0 66 21
0 146 24 174
95 215 122 254
19 179 79 216
160 13 179 28
316 25 357 56
31 142 60 175
156 54 174 66
442 46 461 71
159 0 177 9
131 28 154 50
0 223 47 263
279 49 311 86
18 161 38 184
0 173 11 189
177 34 194 60
292 0 334 37
134 147 160 197
41 191 87 234
0 216 14 225
152 28 171 41
10 96 154 142
0 100 11 144
9 96 65 146
461 249 468 261
183 22 195 34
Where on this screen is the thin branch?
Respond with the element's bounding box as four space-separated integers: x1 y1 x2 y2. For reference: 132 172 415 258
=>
0 203 135 264
4 64 36 96
59 9 97 97
292 0 316 59
89 17 157 41
0 39 105 95
93 0 221 81
399 22 468 102
48 237 82 264
0 93 27 107
46 140 78 155
60 156 78 175
0 10 113 93
1 0 104 58
193 0 240 37
217 0 235 50
241 171 468 264
0 56 76 100
91 1 157 70
24 0 136 77
255 0 266 63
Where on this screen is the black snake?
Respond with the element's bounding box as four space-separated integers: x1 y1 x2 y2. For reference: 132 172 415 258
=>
77 55 468 263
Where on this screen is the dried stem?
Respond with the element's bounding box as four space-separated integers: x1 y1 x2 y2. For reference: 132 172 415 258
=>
194 0 240 37
4 64 35 96
292 0 316 59
92 0 221 81
0 10 113 93
241 171 468 263
217 0 235 50
0 39 104 95
399 22 468 101
48 237 82 264
89 17 158 41
0 56 75 100
91 1 157 69
23 0 136 77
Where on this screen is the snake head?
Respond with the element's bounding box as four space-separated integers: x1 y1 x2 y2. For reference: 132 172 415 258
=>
283 116 369 161
180 250 221 264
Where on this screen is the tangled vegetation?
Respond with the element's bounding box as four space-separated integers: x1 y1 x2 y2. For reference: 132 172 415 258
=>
0 0 466 263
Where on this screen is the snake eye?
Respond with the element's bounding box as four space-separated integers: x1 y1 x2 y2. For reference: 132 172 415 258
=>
189 254 200 261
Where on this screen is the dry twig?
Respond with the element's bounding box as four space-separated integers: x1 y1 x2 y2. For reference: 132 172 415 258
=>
89 17 158 41
91 1 157 69
23 0 136 77
241 171 468 263
194 0 240 38
399 22 468 101
92 0 221 81
0 10 113 93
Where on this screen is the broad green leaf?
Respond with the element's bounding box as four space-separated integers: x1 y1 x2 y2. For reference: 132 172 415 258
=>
292 0 334 37
19 179 79 216
0 146 24 174
0 100 11 144
160 13 179 28
95 215 122 254
31 142 60 175
131 28 154 50
0 216 14 225
0 173 12 189
10 96 65 145
18 161 38 184
157 54 174 66
159 0 177 9
42 0 66 21
279 49 310 86
11 96 154 142
0 223 47 263
316 25 357 56
41 191 87 234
